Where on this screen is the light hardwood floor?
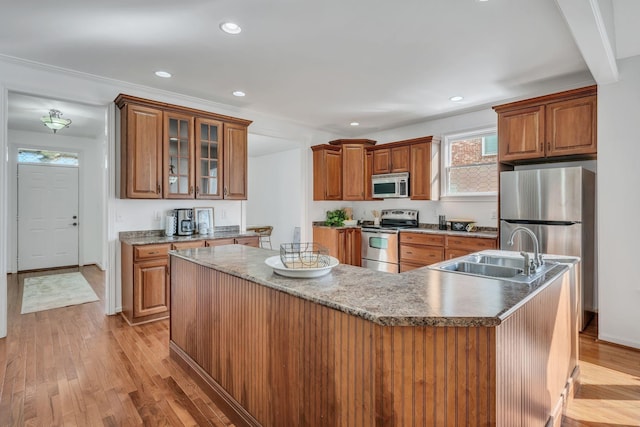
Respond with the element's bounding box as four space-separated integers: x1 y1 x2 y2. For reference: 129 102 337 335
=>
0 266 638 426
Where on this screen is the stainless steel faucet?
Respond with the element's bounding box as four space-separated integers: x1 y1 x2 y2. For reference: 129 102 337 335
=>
508 226 544 274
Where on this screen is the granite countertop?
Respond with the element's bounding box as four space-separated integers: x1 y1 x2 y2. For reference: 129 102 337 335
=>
170 245 572 328
120 227 258 245
312 222 498 239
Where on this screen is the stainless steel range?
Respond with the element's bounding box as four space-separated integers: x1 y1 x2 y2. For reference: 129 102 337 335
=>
361 209 419 273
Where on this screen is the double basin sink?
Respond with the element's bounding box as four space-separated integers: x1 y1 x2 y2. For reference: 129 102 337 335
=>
431 253 572 284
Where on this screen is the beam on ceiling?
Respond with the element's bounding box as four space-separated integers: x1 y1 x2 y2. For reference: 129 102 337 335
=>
555 0 619 84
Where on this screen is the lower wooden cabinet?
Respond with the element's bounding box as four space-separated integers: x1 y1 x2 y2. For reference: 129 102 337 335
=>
313 226 362 266
121 242 171 325
121 236 258 325
205 236 259 247
400 232 497 272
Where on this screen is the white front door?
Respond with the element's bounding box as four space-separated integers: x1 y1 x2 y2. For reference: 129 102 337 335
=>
18 164 79 271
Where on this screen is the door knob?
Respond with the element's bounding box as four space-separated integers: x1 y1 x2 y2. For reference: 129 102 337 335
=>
73 215 77 219
71 223 78 226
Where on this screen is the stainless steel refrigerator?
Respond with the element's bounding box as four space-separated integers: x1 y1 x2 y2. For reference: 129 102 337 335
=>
500 166 596 330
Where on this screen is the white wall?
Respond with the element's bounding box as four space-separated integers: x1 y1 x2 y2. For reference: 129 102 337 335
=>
308 109 499 228
7 129 106 272
597 54 640 349
247 148 306 248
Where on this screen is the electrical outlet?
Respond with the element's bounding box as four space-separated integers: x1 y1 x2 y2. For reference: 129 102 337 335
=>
153 210 161 221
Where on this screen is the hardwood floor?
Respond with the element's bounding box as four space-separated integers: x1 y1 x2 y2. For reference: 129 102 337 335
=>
0 266 234 426
1 266 638 426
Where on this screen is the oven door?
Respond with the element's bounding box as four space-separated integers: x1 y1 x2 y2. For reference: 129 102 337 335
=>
361 230 399 265
362 259 399 273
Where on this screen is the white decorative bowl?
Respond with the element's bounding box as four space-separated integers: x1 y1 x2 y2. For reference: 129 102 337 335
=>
265 255 339 278
343 219 358 226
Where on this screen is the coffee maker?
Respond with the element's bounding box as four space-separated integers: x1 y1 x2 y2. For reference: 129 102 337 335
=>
174 208 194 236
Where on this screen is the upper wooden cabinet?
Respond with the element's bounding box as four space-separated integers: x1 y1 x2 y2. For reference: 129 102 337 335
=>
330 139 376 201
119 103 164 199
493 86 597 163
311 136 439 201
372 145 410 174
312 144 343 200
115 94 252 200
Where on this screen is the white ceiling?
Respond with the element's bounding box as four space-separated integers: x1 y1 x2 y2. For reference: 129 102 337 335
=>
3 0 638 147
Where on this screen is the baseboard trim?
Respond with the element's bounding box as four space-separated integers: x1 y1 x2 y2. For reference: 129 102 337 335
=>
169 341 260 427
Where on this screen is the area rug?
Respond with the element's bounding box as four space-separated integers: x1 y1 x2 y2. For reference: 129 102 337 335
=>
21 272 99 314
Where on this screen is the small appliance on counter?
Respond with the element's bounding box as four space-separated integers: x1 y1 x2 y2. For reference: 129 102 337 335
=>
165 214 176 237
174 208 194 236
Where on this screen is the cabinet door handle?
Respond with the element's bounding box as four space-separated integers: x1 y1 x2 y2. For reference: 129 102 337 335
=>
148 251 158 255
547 142 551 151
157 184 161 194
224 186 228 196
189 186 194 194
196 186 200 195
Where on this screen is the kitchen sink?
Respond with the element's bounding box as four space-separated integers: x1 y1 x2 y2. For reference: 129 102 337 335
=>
431 253 567 284
440 261 522 278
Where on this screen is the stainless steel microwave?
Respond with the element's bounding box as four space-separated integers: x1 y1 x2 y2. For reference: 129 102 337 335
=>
372 172 409 198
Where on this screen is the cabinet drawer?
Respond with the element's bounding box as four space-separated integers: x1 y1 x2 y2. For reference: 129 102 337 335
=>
205 238 236 247
235 236 260 247
400 232 445 246
446 236 497 251
171 240 206 250
134 244 170 261
400 244 444 264
400 261 426 272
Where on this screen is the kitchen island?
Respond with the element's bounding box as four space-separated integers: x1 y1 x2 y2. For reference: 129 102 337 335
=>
169 245 579 427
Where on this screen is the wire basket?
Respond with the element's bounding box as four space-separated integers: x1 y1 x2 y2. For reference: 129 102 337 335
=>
280 243 330 269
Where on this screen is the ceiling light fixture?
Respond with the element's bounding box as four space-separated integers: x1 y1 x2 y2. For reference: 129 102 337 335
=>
41 109 71 134
233 90 246 97
350 122 360 126
155 70 172 78
220 22 242 35
449 95 464 102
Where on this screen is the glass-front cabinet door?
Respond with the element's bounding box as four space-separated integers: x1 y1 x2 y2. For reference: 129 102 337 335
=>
164 112 194 198
195 118 223 199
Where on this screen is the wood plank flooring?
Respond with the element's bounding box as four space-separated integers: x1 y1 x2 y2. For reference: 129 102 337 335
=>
0 266 234 426
0 266 638 426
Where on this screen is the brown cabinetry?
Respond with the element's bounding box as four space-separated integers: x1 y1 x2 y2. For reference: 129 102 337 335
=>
312 144 343 200
372 145 410 174
121 242 171 325
311 136 439 201
494 86 597 163
115 94 252 200
119 103 164 199
205 236 259 247
171 240 205 250
400 232 497 272
313 226 361 266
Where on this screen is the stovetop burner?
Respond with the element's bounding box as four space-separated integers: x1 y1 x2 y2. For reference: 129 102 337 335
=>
362 209 419 232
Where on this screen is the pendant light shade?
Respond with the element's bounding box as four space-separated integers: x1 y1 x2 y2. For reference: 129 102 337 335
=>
41 109 72 133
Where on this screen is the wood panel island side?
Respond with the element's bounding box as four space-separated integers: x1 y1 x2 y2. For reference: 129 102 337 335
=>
169 245 579 427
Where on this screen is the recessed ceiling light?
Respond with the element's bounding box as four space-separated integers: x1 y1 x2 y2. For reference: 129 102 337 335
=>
350 122 360 126
232 91 246 97
449 95 464 102
220 22 242 35
155 71 172 78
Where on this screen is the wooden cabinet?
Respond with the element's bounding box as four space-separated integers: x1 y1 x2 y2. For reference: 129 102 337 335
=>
313 226 361 266
330 139 376 201
400 232 497 272
223 123 249 200
409 137 439 200
494 86 597 163
171 240 205 250
121 242 171 325
119 103 164 199
312 144 343 200
445 235 497 259
312 136 439 201
372 145 410 174
115 94 252 200
205 236 259 247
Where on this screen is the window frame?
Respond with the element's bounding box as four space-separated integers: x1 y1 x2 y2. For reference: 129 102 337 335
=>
441 127 498 200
